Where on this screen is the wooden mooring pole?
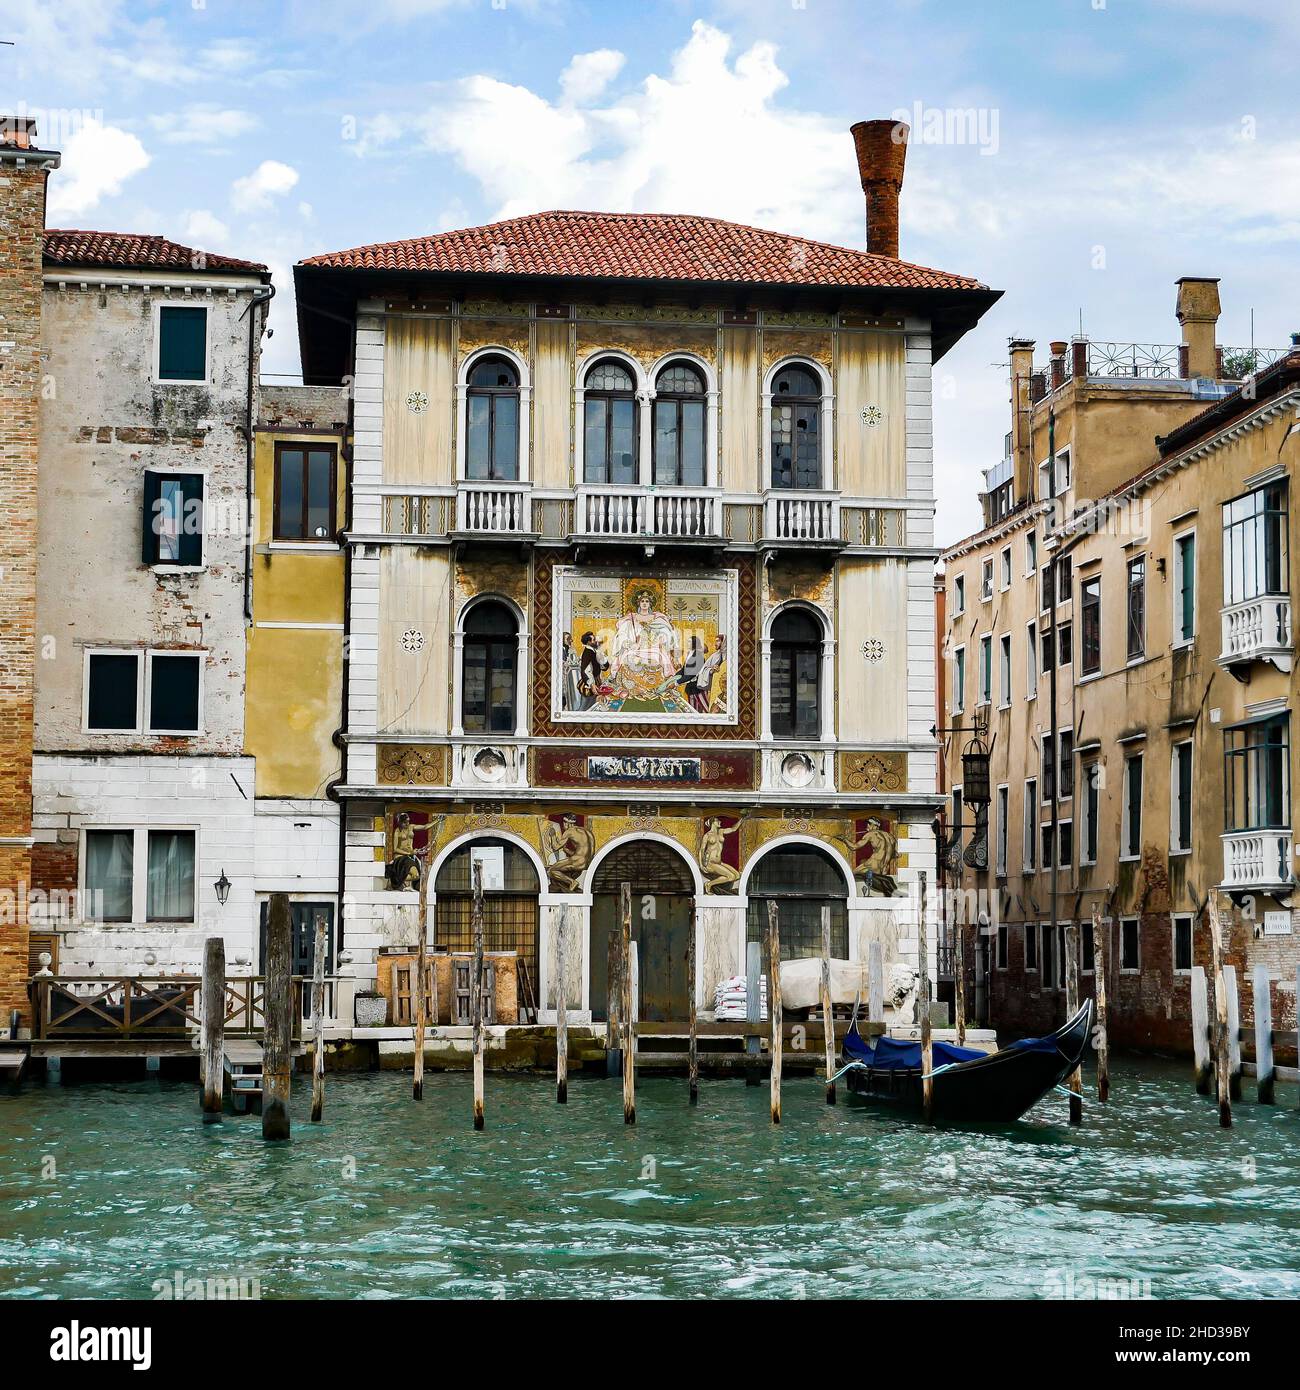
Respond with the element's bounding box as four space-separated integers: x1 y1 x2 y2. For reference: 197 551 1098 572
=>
767 899 782 1125
555 908 568 1104
412 849 430 1101
606 919 622 1078
621 882 635 1125
1063 922 1082 1125
1091 904 1110 1102
687 903 699 1106
201 935 225 1124
1224 961 1242 1102
918 875 933 1125
1208 896 1232 1128
820 904 836 1105
868 940 884 1026
1190 965 1211 1095
1253 965 1275 1105
310 914 327 1123
472 861 486 1131
262 892 293 1142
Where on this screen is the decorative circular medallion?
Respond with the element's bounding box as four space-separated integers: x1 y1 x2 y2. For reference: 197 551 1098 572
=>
780 751 816 788
861 636 886 663
472 747 508 783
401 629 425 652
406 390 429 415
861 405 883 428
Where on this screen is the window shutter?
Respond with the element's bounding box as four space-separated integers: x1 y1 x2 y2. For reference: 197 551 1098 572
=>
142 472 162 564
178 474 204 566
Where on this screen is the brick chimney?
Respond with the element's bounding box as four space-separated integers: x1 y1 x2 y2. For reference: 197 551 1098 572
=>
0 119 59 1026
851 119 908 259
1175 277 1222 380
1008 338 1036 501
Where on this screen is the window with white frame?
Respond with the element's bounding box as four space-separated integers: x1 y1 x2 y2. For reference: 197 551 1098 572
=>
1026 621 1038 699
1171 740 1193 854
1080 760 1100 865
999 546 1012 591
1222 481 1288 606
1173 914 1193 974
1126 554 1147 662
84 650 203 735
952 645 966 712
83 827 196 924
1040 822 1054 871
1058 819 1073 867
1120 917 1140 972
980 558 994 601
156 303 208 383
1023 779 1037 871
1025 529 1037 575
1058 729 1074 799
953 574 965 615
1172 529 1196 644
978 634 992 705
1121 751 1143 859
995 784 1009 878
1040 922 1056 987
142 472 204 566
998 633 1012 706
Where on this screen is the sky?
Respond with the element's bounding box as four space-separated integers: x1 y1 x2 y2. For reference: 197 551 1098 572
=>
11 0 1300 544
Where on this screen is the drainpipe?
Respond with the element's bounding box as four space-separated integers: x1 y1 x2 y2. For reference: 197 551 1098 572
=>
239 283 275 625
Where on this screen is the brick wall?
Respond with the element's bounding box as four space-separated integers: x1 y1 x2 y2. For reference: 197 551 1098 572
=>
0 154 52 1021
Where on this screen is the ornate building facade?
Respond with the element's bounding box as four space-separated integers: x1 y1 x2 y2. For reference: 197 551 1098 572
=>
295 120 1000 1021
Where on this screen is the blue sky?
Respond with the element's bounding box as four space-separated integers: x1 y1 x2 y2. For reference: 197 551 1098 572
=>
12 0 1299 542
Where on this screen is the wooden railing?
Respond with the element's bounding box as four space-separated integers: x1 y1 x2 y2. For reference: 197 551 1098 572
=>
32 975 321 1040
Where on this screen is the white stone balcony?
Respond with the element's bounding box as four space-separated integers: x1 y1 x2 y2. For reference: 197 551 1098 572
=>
1219 594 1292 672
455 481 533 536
1221 829 1294 892
762 490 842 546
574 486 720 541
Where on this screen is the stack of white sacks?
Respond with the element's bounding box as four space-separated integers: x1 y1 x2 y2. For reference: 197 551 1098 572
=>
713 974 767 1021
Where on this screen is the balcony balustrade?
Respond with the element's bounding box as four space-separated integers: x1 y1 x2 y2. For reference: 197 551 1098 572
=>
575 486 720 540
1221 829 1293 892
763 491 841 544
1219 594 1292 672
455 481 533 536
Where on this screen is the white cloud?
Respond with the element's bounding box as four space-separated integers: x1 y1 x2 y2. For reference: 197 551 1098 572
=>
559 49 625 106
231 159 300 211
47 121 150 219
182 210 231 248
150 105 259 146
200 38 260 73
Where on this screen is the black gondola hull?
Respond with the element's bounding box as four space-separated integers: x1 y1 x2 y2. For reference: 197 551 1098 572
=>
843 1000 1093 1124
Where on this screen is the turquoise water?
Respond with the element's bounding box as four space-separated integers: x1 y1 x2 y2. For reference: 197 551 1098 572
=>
2 1059 1298 1299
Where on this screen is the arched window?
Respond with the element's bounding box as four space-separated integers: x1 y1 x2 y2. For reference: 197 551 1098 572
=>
462 601 517 733
770 608 822 739
746 845 848 961
584 359 638 485
465 355 520 481
770 364 822 490
652 361 706 486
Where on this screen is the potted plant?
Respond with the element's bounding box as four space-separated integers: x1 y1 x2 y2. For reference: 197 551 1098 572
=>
353 991 388 1028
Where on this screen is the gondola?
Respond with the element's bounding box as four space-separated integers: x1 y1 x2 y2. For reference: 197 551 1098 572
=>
839 999 1094 1124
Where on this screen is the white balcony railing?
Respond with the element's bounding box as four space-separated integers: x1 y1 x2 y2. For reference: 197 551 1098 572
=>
1219 594 1292 670
455 481 532 535
576 486 720 539
764 491 840 542
1221 829 1293 891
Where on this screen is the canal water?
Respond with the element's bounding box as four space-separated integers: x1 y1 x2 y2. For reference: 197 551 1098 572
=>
2 1058 1298 1299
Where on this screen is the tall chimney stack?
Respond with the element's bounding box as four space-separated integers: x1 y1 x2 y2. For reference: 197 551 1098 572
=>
1175 277 1222 380
851 119 908 259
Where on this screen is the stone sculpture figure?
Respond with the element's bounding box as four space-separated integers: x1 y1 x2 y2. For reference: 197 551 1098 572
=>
543 813 595 892
700 815 743 893
384 812 421 892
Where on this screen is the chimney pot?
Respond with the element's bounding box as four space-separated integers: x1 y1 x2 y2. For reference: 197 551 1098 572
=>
851 119 908 259
0 117 38 150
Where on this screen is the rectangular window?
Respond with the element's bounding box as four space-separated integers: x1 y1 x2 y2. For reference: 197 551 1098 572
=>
1026 622 1038 698
1080 575 1102 675
953 646 966 712
142 472 203 566
157 304 208 382
1057 621 1072 667
978 634 992 705
1023 780 1037 871
1126 555 1146 661
1058 820 1073 867
1000 547 1012 591
86 652 141 732
996 924 1008 970
1120 918 1140 972
274 444 337 542
1041 559 1054 611
1173 530 1196 644
1122 753 1143 859
1171 741 1193 853
1041 735 1056 803
1059 730 1074 800
981 559 994 601
1041 626 1053 673
1081 762 1100 864
1173 914 1193 974
85 829 134 923
1222 482 1288 606
1041 822 1054 870
1082 920 1095 974
995 784 1009 878
998 633 1012 706
1223 715 1291 831
1041 923 1055 987
1026 530 1037 574
147 654 202 734
1025 920 1039 971
953 575 965 615
146 829 196 922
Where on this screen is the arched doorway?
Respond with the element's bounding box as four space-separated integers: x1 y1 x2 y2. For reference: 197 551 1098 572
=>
590 841 694 1022
746 844 849 961
435 838 540 1015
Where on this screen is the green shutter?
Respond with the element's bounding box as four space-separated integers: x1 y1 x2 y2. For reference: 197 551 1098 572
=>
158 306 207 381
178 475 204 566
142 472 162 563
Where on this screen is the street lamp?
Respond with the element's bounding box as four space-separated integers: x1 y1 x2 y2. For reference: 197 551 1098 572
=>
213 869 231 907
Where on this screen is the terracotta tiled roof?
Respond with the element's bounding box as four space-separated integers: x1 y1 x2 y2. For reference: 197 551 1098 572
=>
43 230 268 275
298 210 986 292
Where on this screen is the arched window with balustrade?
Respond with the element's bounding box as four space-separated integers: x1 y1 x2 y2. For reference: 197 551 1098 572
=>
769 363 823 489
464 355 521 481
652 360 706 487
583 358 638 485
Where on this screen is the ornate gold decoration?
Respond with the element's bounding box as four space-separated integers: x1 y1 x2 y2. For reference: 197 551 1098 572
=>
575 302 717 324
839 751 907 794
378 744 448 786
